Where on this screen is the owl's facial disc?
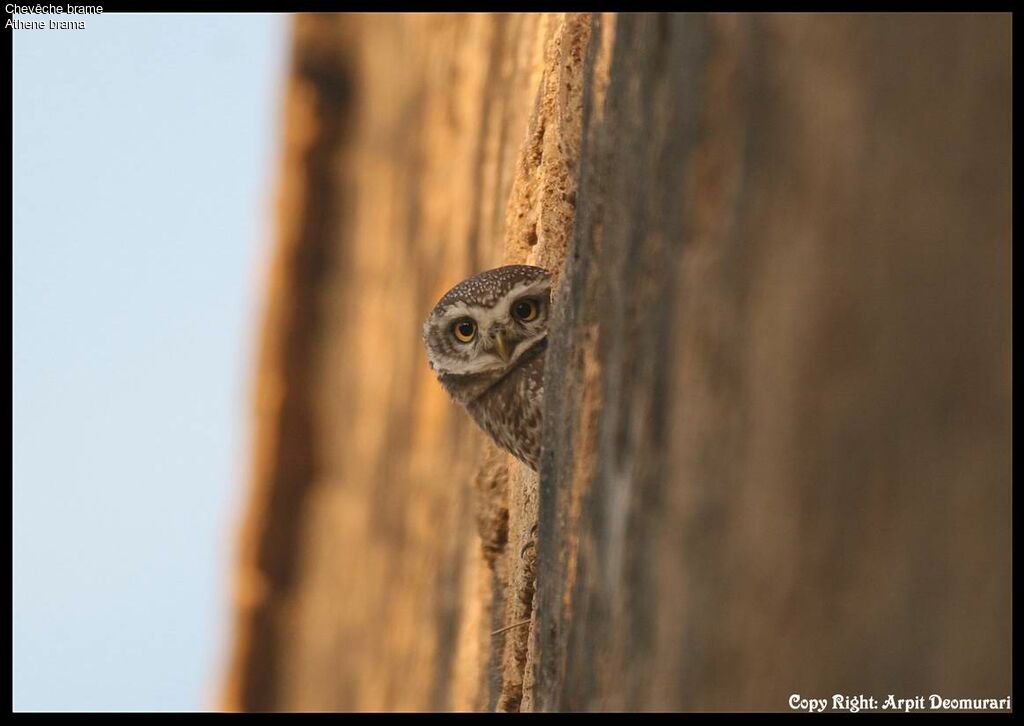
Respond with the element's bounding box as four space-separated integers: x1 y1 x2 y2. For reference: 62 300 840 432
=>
423 273 551 377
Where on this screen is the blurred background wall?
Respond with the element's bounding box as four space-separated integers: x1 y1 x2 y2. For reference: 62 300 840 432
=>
223 12 1010 712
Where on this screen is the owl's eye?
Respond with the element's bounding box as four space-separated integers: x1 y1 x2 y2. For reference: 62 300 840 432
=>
512 298 540 322
452 318 477 343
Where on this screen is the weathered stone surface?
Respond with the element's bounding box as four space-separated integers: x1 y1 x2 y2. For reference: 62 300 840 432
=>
224 12 1011 712
536 13 1011 711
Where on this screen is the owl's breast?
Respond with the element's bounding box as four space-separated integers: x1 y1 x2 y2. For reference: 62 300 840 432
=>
466 338 546 471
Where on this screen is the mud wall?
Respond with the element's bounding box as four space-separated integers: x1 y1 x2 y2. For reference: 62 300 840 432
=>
223 13 1011 712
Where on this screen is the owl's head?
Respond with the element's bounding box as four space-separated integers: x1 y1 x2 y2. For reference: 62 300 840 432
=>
422 265 551 390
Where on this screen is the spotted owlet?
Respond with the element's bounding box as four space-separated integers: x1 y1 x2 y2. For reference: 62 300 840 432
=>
422 265 551 470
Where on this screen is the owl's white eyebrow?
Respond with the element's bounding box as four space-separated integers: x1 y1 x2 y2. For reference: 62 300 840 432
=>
438 301 491 323
437 279 550 326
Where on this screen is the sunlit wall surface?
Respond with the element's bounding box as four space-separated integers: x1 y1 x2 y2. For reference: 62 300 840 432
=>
13 14 285 711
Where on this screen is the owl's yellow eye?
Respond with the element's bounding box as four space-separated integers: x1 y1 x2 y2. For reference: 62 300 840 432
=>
452 318 477 343
512 298 539 322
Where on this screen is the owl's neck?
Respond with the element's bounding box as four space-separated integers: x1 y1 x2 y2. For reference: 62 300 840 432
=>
439 336 547 405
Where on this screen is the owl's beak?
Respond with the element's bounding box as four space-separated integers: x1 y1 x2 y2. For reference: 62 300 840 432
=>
493 331 512 363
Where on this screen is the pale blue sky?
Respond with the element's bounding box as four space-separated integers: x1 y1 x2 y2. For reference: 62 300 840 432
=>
13 14 287 710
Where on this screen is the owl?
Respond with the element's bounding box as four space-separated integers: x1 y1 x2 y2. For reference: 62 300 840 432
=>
422 265 552 471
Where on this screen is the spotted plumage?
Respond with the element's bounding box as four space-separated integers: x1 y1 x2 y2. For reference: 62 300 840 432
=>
422 265 551 470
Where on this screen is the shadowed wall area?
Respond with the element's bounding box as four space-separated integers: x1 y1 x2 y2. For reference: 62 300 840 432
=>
223 13 1011 711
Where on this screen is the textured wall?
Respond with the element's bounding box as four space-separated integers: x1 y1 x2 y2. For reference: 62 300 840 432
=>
535 13 1011 710
224 13 1011 712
